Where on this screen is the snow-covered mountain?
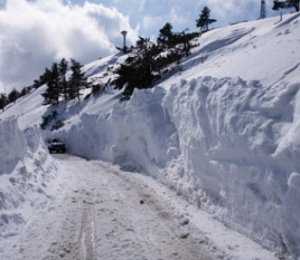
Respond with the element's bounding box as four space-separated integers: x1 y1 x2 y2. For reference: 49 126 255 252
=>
1 13 300 259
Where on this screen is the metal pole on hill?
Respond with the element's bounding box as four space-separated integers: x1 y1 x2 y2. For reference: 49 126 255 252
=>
260 0 267 19
121 30 128 53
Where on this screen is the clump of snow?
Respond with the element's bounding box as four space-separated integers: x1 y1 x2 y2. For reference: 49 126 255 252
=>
0 118 57 237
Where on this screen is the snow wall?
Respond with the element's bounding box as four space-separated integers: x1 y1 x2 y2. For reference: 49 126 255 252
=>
62 76 300 258
0 118 57 235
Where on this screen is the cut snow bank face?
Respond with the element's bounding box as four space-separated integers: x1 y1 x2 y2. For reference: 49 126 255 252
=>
63 87 179 173
59 76 300 258
0 118 57 237
0 118 26 175
163 76 300 257
282 172 300 256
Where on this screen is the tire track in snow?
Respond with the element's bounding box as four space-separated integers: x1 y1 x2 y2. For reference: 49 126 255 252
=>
93 161 214 260
79 204 97 260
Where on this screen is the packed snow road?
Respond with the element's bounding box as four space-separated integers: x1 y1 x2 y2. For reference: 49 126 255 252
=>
3 155 216 260
0 155 279 260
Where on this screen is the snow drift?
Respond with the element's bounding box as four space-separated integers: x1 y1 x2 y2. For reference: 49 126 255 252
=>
0 118 57 237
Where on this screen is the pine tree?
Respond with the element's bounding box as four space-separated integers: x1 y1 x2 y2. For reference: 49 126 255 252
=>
42 64 60 105
196 6 217 33
114 50 156 98
58 58 69 101
8 89 20 103
273 0 300 13
40 58 90 104
114 24 199 99
136 36 150 51
33 68 52 89
68 59 89 100
273 0 285 20
20 87 28 97
158 23 174 48
41 68 53 104
19 86 31 98
0 94 8 111
50 63 60 104
289 0 300 11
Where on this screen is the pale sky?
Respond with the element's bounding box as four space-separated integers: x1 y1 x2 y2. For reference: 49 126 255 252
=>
67 0 276 37
0 0 281 92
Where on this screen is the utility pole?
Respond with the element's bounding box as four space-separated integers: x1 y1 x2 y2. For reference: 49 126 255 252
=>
121 30 128 53
260 0 267 19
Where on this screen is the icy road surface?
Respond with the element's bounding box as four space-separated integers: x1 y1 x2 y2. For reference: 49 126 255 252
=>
1 155 278 260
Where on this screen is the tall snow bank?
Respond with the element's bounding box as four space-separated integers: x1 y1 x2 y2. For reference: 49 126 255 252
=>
63 87 178 174
0 118 26 175
163 76 300 258
60 76 300 258
0 118 57 236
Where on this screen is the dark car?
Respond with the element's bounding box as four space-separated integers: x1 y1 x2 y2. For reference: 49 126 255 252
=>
47 139 66 154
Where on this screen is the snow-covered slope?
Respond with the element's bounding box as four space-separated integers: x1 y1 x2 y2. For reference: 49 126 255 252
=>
1 13 300 259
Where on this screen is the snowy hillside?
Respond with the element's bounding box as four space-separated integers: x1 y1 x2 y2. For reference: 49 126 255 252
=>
1 13 300 259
